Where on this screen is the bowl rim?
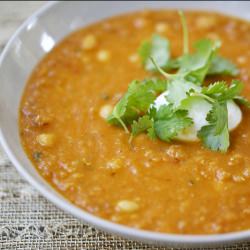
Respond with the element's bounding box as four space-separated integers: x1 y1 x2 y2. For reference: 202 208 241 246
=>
1 1 250 246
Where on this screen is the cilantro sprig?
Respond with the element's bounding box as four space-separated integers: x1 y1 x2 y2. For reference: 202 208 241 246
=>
152 105 193 142
138 34 170 71
130 104 193 143
187 80 244 152
107 11 249 152
107 79 167 131
198 102 229 152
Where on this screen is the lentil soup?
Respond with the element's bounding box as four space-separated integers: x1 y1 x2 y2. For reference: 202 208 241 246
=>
19 10 250 234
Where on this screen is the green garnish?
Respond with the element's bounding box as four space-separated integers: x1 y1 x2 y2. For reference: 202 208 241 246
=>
207 55 239 76
166 78 200 107
107 79 167 130
131 115 154 137
130 104 193 142
107 11 249 152
201 80 243 102
138 34 170 71
178 10 189 55
234 96 250 108
198 102 229 152
152 104 193 142
178 39 220 84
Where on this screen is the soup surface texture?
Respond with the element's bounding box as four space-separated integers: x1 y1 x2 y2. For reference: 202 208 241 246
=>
19 10 250 234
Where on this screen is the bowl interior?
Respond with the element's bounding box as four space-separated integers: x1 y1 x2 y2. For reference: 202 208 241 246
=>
0 1 250 247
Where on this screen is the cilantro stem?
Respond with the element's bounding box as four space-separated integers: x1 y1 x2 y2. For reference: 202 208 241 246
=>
128 134 133 144
178 10 189 55
150 57 173 79
117 117 129 134
190 92 215 104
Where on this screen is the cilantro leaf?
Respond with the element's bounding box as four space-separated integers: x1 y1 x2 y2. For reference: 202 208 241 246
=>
131 115 153 136
179 39 220 84
153 104 173 120
168 54 239 77
138 34 170 71
107 79 167 128
202 80 243 102
208 55 239 76
107 92 129 132
166 78 201 107
153 104 193 142
218 80 244 101
207 102 228 134
201 81 228 95
198 125 229 153
234 96 250 109
166 58 181 70
147 127 157 139
198 102 229 152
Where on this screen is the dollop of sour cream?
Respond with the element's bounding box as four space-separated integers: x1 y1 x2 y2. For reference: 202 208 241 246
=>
152 91 242 142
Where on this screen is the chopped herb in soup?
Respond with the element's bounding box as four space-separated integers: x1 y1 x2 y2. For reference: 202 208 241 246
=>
19 10 250 234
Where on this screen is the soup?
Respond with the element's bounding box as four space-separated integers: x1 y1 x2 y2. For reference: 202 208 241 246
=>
19 10 250 234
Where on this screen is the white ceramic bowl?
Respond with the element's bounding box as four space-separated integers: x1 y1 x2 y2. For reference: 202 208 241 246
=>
1 1 250 247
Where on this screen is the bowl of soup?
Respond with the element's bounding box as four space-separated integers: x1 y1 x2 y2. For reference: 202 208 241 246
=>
1 1 250 247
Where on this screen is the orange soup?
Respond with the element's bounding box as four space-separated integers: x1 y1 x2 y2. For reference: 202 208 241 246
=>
19 10 250 234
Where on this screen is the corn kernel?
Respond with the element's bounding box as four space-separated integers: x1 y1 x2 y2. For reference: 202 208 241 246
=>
116 200 139 212
82 35 97 50
99 105 113 119
97 50 110 62
36 133 55 147
128 54 139 63
155 22 169 33
196 16 216 29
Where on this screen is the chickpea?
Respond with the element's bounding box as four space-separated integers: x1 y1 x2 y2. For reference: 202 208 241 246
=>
82 35 97 50
99 105 113 119
36 133 55 147
97 50 110 62
155 22 169 33
116 200 139 212
128 54 139 63
196 16 216 29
